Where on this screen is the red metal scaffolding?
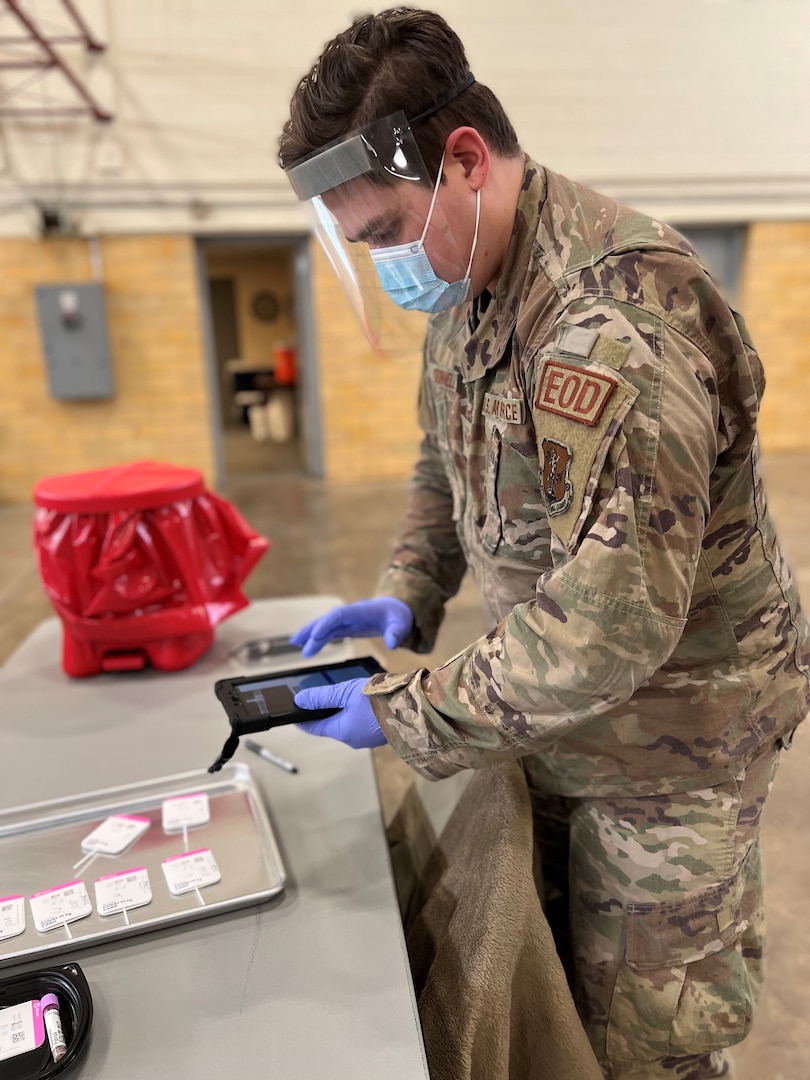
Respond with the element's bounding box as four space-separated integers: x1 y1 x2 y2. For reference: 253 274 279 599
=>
0 0 112 121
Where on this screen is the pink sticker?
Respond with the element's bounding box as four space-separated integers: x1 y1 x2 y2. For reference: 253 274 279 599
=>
32 999 45 1046
163 848 208 863
96 867 147 882
30 880 83 899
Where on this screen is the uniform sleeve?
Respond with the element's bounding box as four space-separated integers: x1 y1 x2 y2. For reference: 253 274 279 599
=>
365 304 720 778
375 371 468 654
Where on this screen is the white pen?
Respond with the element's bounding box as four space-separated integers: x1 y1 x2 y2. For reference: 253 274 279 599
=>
244 738 299 774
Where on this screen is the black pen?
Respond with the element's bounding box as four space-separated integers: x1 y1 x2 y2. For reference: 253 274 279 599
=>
244 738 299 774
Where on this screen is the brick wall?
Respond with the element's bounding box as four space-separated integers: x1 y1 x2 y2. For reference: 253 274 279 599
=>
1 224 808 504
0 235 215 503
310 242 427 481
740 222 810 452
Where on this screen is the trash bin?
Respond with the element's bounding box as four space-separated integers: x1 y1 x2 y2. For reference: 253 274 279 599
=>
33 460 269 677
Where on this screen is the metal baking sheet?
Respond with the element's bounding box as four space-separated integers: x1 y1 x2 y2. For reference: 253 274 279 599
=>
0 763 285 968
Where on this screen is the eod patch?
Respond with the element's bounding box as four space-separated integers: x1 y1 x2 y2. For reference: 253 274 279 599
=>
535 360 617 426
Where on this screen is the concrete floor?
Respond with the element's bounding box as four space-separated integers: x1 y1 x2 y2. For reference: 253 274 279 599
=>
3 434 809 1079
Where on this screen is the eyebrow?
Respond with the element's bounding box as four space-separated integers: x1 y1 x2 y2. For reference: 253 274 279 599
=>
346 214 396 244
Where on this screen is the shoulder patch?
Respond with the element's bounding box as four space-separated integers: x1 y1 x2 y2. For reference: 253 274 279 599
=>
554 323 598 358
535 360 617 426
532 354 639 550
541 439 573 516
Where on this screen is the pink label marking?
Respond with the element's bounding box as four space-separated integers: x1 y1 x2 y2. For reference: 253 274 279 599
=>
32 999 45 1047
96 868 146 882
163 848 209 863
30 880 82 899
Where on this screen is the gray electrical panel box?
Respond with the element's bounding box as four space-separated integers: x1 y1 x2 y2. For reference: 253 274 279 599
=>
35 282 115 400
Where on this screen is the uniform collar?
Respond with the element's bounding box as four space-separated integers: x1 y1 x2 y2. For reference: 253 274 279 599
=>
456 157 547 382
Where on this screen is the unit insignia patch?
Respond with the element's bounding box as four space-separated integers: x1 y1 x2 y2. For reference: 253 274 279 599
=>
541 438 573 517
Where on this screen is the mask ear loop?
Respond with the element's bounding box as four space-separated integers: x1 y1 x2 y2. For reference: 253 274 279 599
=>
419 150 447 244
420 150 481 284
463 187 481 280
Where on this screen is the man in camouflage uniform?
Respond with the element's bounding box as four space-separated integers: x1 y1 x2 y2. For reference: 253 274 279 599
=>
280 9 810 1078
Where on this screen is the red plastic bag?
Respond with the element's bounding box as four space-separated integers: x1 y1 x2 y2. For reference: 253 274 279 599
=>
33 462 269 676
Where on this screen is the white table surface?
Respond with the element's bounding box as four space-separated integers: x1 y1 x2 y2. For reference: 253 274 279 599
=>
0 596 430 1080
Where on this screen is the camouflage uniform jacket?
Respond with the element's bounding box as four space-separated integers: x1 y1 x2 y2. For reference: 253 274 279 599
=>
365 157 810 796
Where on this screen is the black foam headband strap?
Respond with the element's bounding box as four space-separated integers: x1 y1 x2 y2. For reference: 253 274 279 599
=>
409 72 475 126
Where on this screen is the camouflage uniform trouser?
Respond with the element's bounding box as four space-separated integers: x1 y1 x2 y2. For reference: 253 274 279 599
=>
525 740 782 1080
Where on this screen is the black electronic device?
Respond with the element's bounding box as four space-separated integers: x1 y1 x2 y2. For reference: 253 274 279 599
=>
227 634 304 664
207 655 386 773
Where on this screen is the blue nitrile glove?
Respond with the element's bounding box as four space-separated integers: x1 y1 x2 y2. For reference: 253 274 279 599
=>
290 597 414 658
294 678 387 749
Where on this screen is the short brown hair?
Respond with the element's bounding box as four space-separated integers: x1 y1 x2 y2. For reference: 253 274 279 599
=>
278 7 521 184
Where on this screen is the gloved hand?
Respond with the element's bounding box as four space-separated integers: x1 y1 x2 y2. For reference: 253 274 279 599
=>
290 597 414 658
294 678 387 749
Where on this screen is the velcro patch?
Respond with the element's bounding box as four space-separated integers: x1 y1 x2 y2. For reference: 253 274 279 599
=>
482 393 524 424
535 360 617 426
590 336 631 370
555 323 598 358
433 369 460 393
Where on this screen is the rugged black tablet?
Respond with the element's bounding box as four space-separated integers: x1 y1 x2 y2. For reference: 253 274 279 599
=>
207 655 386 772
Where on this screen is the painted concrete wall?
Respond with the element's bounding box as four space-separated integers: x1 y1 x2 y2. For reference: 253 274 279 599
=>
1 0 808 236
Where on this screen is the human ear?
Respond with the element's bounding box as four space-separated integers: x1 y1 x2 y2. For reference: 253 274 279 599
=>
443 127 490 190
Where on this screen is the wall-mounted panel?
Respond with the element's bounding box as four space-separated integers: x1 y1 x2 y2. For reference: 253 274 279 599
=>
34 283 114 400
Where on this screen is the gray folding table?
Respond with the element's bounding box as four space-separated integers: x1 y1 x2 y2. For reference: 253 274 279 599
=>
0 596 429 1080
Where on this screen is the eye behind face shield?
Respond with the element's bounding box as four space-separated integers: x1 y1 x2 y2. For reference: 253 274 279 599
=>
285 112 470 356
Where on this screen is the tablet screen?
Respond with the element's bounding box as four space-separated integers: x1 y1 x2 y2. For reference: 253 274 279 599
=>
234 663 376 719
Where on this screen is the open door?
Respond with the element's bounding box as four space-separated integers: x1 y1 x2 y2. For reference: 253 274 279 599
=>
196 235 322 484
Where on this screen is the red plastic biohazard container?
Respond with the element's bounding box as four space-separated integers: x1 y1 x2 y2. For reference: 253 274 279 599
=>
33 461 269 677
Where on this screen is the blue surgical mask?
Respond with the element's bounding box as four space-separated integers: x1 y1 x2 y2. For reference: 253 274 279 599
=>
370 153 481 314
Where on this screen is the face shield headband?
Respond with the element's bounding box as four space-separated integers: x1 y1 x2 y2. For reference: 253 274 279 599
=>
285 76 476 353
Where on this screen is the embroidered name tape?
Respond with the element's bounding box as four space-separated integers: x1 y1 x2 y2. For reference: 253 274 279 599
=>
535 360 617 427
482 393 524 424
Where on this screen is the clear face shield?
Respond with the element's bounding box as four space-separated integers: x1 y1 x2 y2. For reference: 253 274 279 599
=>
286 111 477 354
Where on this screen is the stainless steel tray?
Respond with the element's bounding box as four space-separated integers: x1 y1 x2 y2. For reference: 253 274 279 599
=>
0 763 286 967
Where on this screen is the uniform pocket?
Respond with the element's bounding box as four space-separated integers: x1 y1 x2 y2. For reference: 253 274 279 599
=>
606 847 764 1062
